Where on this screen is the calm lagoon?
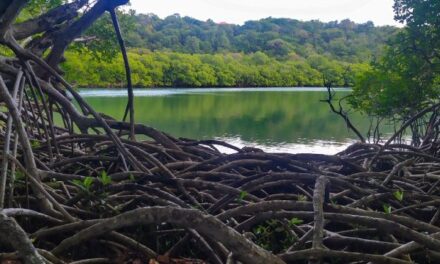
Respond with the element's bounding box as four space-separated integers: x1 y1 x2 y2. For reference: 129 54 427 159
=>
79 87 375 154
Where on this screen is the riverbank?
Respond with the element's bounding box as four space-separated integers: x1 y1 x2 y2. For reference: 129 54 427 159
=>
74 84 342 89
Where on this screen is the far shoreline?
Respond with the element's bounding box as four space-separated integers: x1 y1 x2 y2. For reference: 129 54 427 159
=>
75 85 352 90
75 87 353 98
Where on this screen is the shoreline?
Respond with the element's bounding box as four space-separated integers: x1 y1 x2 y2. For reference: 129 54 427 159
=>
75 86 352 89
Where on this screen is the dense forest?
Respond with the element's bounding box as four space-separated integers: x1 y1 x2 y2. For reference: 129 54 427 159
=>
123 14 395 61
62 13 398 87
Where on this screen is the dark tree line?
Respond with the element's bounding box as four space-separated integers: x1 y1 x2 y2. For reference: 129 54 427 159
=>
62 13 397 88
118 14 398 62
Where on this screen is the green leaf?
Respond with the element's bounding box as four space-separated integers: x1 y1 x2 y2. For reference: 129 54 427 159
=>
72 179 83 187
30 140 40 149
393 190 404 202
238 191 248 201
383 204 392 214
254 225 266 235
83 177 94 189
289 218 303 226
99 171 112 185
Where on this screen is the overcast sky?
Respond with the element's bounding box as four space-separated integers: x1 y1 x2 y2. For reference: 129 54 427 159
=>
128 0 400 26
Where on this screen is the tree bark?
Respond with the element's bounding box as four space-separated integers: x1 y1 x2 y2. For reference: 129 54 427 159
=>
0 212 45 264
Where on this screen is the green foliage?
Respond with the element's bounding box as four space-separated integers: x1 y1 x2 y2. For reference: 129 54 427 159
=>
30 139 41 149
62 49 365 87
383 203 392 214
350 43 438 117
265 39 292 58
98 171 112 186
71 10 136 62
123 14 396 63
237 191 248 202
21 0 66 19
253 219 297 253
73 177 94 191
288 217 303 226
83 177 93 189
393 189 404 202
45 8 398 88
0 46 13 57
351 0 440 119
60 10 396 88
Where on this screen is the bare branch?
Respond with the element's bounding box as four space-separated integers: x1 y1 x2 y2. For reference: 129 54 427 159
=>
46 0 129 69
52 207 286 264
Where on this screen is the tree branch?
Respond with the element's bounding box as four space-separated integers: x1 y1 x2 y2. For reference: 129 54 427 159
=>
12 0 88 40
323 86 365 143
0 0 28 35
109 8 135 140
51 207 286 264
46 0 129 69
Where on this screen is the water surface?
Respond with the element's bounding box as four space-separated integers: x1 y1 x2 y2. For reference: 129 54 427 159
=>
79 87 372 154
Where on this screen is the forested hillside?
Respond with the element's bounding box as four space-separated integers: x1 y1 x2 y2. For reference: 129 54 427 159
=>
63 12 399 87
125 14 397 62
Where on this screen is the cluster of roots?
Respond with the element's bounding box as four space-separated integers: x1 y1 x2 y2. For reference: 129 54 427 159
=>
2 95 440 264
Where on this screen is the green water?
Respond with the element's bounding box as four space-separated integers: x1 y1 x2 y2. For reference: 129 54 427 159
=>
79 88 372 154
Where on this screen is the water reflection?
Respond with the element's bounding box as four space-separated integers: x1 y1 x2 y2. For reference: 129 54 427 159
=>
80 88 370 154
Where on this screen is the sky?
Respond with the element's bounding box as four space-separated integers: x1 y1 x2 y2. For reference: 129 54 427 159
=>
128 0 400 26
